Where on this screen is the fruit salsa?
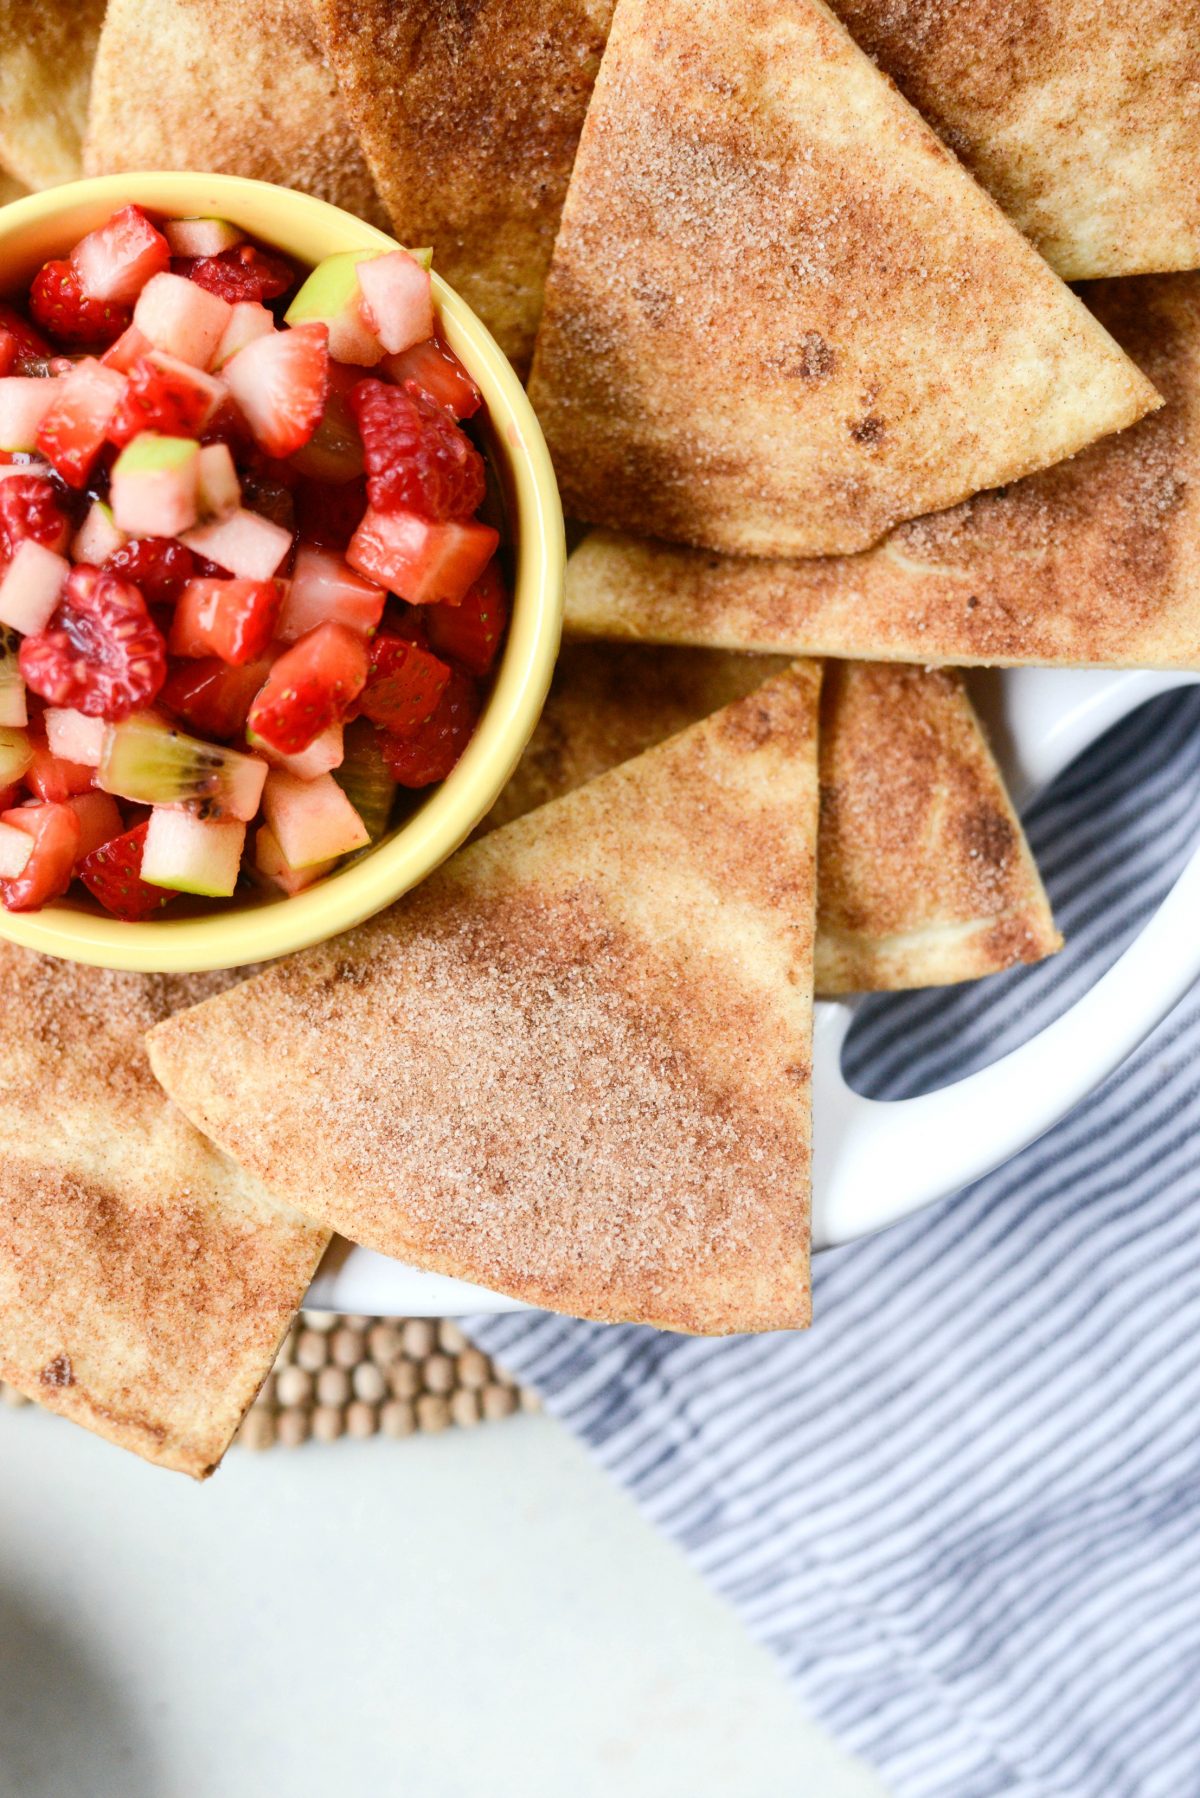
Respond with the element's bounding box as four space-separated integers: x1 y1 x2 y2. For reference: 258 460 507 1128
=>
0 206 508 917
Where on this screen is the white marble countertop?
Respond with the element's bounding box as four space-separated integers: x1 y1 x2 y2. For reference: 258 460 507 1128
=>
0 1405 888 1797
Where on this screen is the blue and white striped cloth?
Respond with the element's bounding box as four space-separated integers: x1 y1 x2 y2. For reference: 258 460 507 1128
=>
469 685 1200 1798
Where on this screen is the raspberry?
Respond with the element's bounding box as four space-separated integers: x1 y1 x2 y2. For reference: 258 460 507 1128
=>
20 566 168 720
103 537 196 605
350 379 486 521
29 259 132 348
0 473 70 563
175 244 296 305
383 667 481 787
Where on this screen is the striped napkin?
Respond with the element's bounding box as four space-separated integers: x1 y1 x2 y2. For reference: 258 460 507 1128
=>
469 685 1200 1798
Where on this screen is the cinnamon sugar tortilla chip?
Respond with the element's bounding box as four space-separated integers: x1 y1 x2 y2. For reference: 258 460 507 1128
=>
528 0 1158 560
149 666 822 1335
0 948 328 1476
483 644 1059 993
84 0 387 228
563 276 1200 668
310 0 614 370
831 0 1200 280
0 0 104 189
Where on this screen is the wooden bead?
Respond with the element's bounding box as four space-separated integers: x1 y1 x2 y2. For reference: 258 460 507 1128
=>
386 1359 420 1400
330 1327 365 1370
273 1331 297 1370
422 1352 454 1394
294 1329 329 1373
345 1400 376 1439
481 1383 517 1422
380 1399 416 1439
276 1408 310 1449
352 1361 386 1404
275 1365 313 1409
238 1408 276 1451
343 1314 372 1332
256 1373 277 1409
449 1388 481 1429
416 1393 450 1433
456 1348 490 1390
519 1386 542 1413
301 1311 337 1333
493 1363 517 1389
311 1404 343 1444
437 1319 467 1354
315 1364 351 1408
367 1323 403 1365
401 1318 436 1359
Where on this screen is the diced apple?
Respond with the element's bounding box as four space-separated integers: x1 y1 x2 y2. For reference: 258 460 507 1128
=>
250 719 344 779
275 545 384 641
164 217 245 257
197 440 240 519
284 250 384 366
44 706 107 767
262 769 369 868
212 301 275 370
253 823 336 895
0 819 32 877
133 271 232 368
36 358 127 486
356 250 434 355
144 349 227 426
110 432 200 537
0 539 68 634
101 324 152 373
141 807 245 896
72 498 127 564
0 628 25 727
71 205 171 305
181 506 292 581
68 790 123 859
0 376 60 451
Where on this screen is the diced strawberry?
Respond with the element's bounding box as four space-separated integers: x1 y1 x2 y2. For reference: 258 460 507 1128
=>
381 336 482 419
347 506 499 606
169 577 280 665
29 259 132 348
356 251 434 355
160 655 273 740
359 633 450 735
212 300 274 369
101 324 153 372
247 621 368 754
175 243 296 305
425 560 509 676
293 473 367 550
0 784 16 813
0 801 81 909
0 332 15 378
102 535 196 604
350 378 485 520
36 358 127 486
71 207 171 307
223 323 328 458
20 566 168 720
25 732 95 802
0 304 54 368
382 667 481 787
107 352 223 447
275 544 384 641
0 472 70 561
68 790 123 858
78 819 175 919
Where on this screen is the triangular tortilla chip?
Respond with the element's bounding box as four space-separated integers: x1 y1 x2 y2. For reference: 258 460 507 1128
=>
148 666 822 1335
309 0 615 370
831 0 1200 280
483 643 1059 992
83 0 387 229
563 275 1200 667
0 0 104 189
0 949 328 1476
528 0 1159 559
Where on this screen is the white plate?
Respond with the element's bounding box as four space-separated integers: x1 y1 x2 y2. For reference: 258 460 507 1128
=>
307 666 1200 1315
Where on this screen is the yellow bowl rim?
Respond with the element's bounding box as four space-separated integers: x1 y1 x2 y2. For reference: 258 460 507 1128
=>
0 173 564 973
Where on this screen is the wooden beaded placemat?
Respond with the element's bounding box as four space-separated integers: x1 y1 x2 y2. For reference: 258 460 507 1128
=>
0 1315 537 1450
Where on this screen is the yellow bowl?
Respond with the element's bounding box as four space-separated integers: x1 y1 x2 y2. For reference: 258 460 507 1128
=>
0 173 564 972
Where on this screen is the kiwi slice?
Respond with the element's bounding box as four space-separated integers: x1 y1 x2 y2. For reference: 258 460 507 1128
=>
334 718 397 842
0 628 27 729
0 725 32 786
98 714 266 822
